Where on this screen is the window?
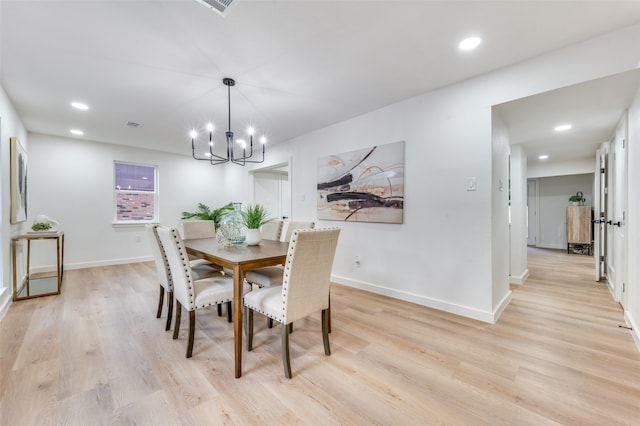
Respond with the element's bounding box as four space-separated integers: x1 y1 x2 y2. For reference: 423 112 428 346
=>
114 161 158 223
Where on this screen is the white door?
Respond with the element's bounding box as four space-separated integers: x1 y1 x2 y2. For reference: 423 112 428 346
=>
609 115 628 305
527 180 537 246
593 149 606 281
252 162 290 220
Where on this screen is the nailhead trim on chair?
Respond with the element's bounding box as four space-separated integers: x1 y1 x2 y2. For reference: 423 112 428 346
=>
171 228 196 310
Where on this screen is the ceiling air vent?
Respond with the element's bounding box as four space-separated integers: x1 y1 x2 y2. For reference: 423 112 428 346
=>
193 0 237 16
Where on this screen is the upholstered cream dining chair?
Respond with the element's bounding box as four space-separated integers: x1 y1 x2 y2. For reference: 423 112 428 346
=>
147 224 223 331
244 220 314 289
260 219 283 241
178 219 217 265
243 227 340 378
156 225 251 358
244 220 315 329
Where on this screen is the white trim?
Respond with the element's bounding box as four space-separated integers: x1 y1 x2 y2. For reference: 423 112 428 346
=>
0 288 11 322
492 290 512 323
534 243 566 250
624 310 640 353
332 274 500 324
31 256 153 273
510 268 529 285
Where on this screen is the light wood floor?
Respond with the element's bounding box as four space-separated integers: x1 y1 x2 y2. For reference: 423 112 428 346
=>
1 248 639 425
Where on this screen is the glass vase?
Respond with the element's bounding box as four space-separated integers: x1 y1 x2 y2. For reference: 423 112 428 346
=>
216 202 246 246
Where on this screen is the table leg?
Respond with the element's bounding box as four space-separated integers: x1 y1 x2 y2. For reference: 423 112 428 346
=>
233 265 244 378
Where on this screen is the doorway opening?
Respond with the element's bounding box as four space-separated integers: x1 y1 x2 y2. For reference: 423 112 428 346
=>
250 161 291 221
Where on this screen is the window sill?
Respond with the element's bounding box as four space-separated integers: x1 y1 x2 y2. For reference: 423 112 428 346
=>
112 222 158 228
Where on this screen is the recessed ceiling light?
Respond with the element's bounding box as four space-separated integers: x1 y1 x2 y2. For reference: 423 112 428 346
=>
459 36 482 51
539 155 549 160
70 129 84 135
554 124 572 132
71 102 89 110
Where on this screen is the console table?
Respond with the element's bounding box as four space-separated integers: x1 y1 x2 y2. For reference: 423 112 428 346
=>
12 232 64 301
567 206 592 255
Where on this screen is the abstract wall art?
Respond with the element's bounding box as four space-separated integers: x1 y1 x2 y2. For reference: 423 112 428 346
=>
317 141 404 223
10 137 27 224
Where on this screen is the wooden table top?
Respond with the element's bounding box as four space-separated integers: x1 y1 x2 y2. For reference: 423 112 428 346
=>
183 238 289 268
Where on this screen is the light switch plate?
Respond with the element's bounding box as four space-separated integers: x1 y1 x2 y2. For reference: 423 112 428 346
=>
466 177 477 191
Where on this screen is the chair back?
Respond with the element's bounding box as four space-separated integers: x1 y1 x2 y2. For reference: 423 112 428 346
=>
281 228 340 324
261 220 283 241
179 220 215 239
146 224 171 290
156 225 196 310
280 220 315 243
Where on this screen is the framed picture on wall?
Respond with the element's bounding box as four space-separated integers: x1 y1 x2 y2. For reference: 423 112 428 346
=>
317 140 404 223
10 137 27 223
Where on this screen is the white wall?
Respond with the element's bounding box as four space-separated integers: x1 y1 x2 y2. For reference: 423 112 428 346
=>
0 85 29 318
491 109 512 316
509 144 529 284
27 133 228 269
533 173 594 249
528 158 596 178
626 87 640 349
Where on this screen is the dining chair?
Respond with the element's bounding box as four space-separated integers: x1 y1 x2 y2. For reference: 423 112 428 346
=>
244 221 315 328
260 219 283 241
245 221 314 288
178 219 231 317
147 224 224 331
243 227 340 378
178 219 218 266
155 225 251 358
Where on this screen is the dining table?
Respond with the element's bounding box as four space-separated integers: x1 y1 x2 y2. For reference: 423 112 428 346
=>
183 237 289 378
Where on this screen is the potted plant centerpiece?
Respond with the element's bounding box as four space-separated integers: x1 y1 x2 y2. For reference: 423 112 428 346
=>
241 204 272 246
569 191 585 206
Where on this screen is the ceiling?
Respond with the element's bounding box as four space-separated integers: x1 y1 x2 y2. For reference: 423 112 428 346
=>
2 1 640 164
495 69 640 166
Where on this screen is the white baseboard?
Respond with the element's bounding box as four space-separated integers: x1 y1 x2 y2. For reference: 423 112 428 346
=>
624 310 640 353
31 256 153 273
535 243 566 250
493 290 512 322
0 287 11 322
510 268 529 285
331 274 502 324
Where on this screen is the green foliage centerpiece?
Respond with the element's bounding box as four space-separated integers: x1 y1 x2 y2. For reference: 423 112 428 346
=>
181 202 233 229
241 204 272 245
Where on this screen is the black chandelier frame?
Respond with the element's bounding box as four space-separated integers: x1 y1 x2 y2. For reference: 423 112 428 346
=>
190 78 266 166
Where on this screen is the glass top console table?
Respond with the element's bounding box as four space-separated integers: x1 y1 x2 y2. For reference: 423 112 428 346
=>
12 232 65 301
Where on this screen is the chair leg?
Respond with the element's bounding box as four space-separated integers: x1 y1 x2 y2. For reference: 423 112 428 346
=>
227 301 232 323
173 301 182 340
217 303 222 317
322 309 331 356
282 322 292 379
156 285 164 318
328 292 331 333
245 307 254 351
165 291 174 331
186 310 195 358
270 318 292 332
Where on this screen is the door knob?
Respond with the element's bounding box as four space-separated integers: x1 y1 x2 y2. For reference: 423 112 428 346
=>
606 220 612 225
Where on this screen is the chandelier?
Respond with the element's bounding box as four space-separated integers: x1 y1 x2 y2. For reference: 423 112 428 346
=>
190 78 266 166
